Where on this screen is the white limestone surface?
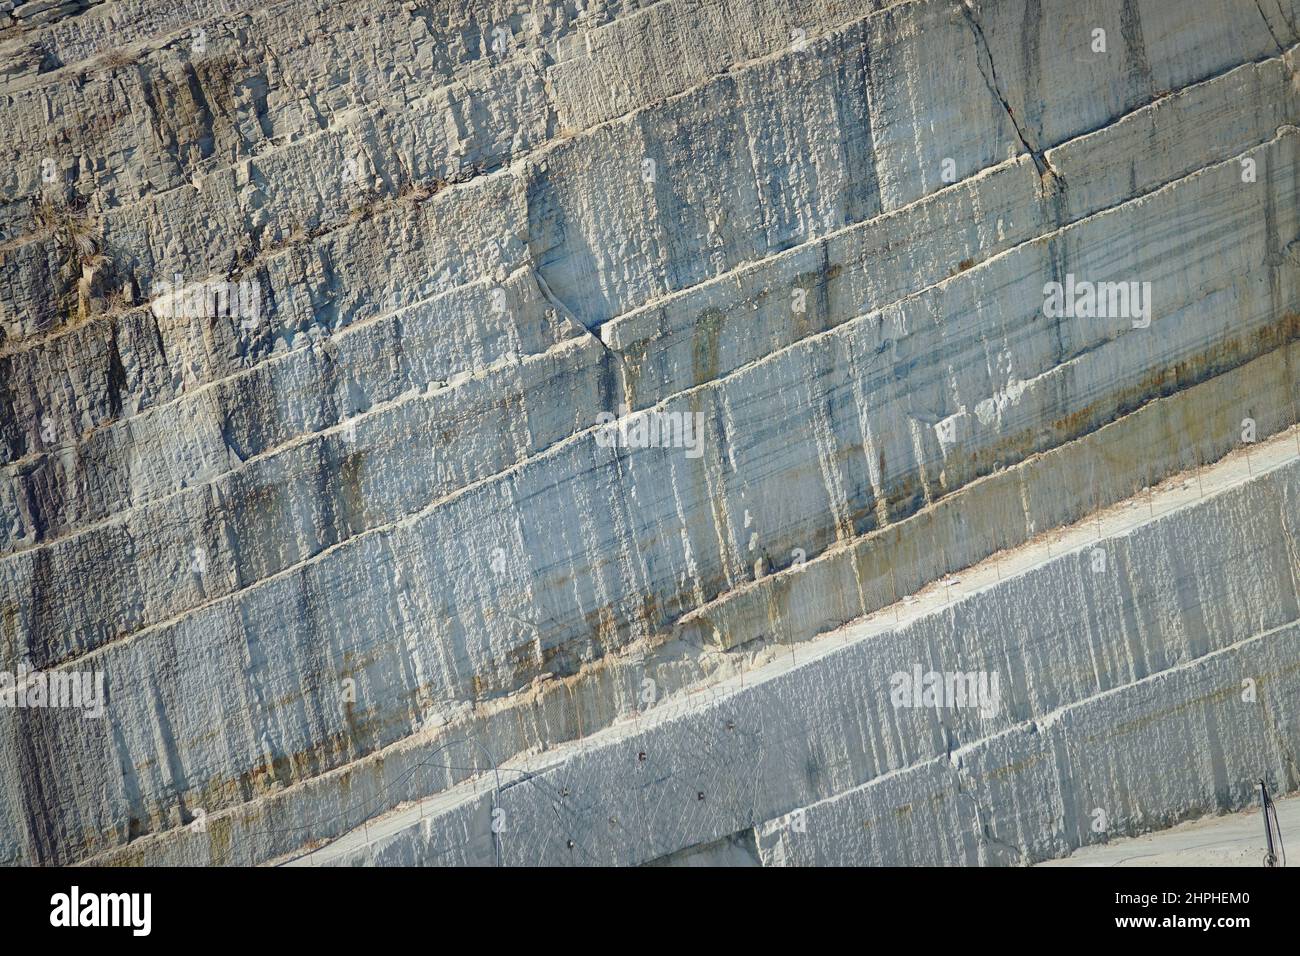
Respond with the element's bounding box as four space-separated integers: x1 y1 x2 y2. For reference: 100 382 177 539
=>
1 0 1298 866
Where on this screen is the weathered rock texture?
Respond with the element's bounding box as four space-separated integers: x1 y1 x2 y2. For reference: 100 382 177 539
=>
279 430 1300 867
0 0 1298 866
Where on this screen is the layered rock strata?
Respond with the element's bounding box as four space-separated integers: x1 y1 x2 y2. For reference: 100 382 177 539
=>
0 0 1298 865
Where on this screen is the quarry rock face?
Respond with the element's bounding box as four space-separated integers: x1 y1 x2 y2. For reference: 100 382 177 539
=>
0 0 1297 866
